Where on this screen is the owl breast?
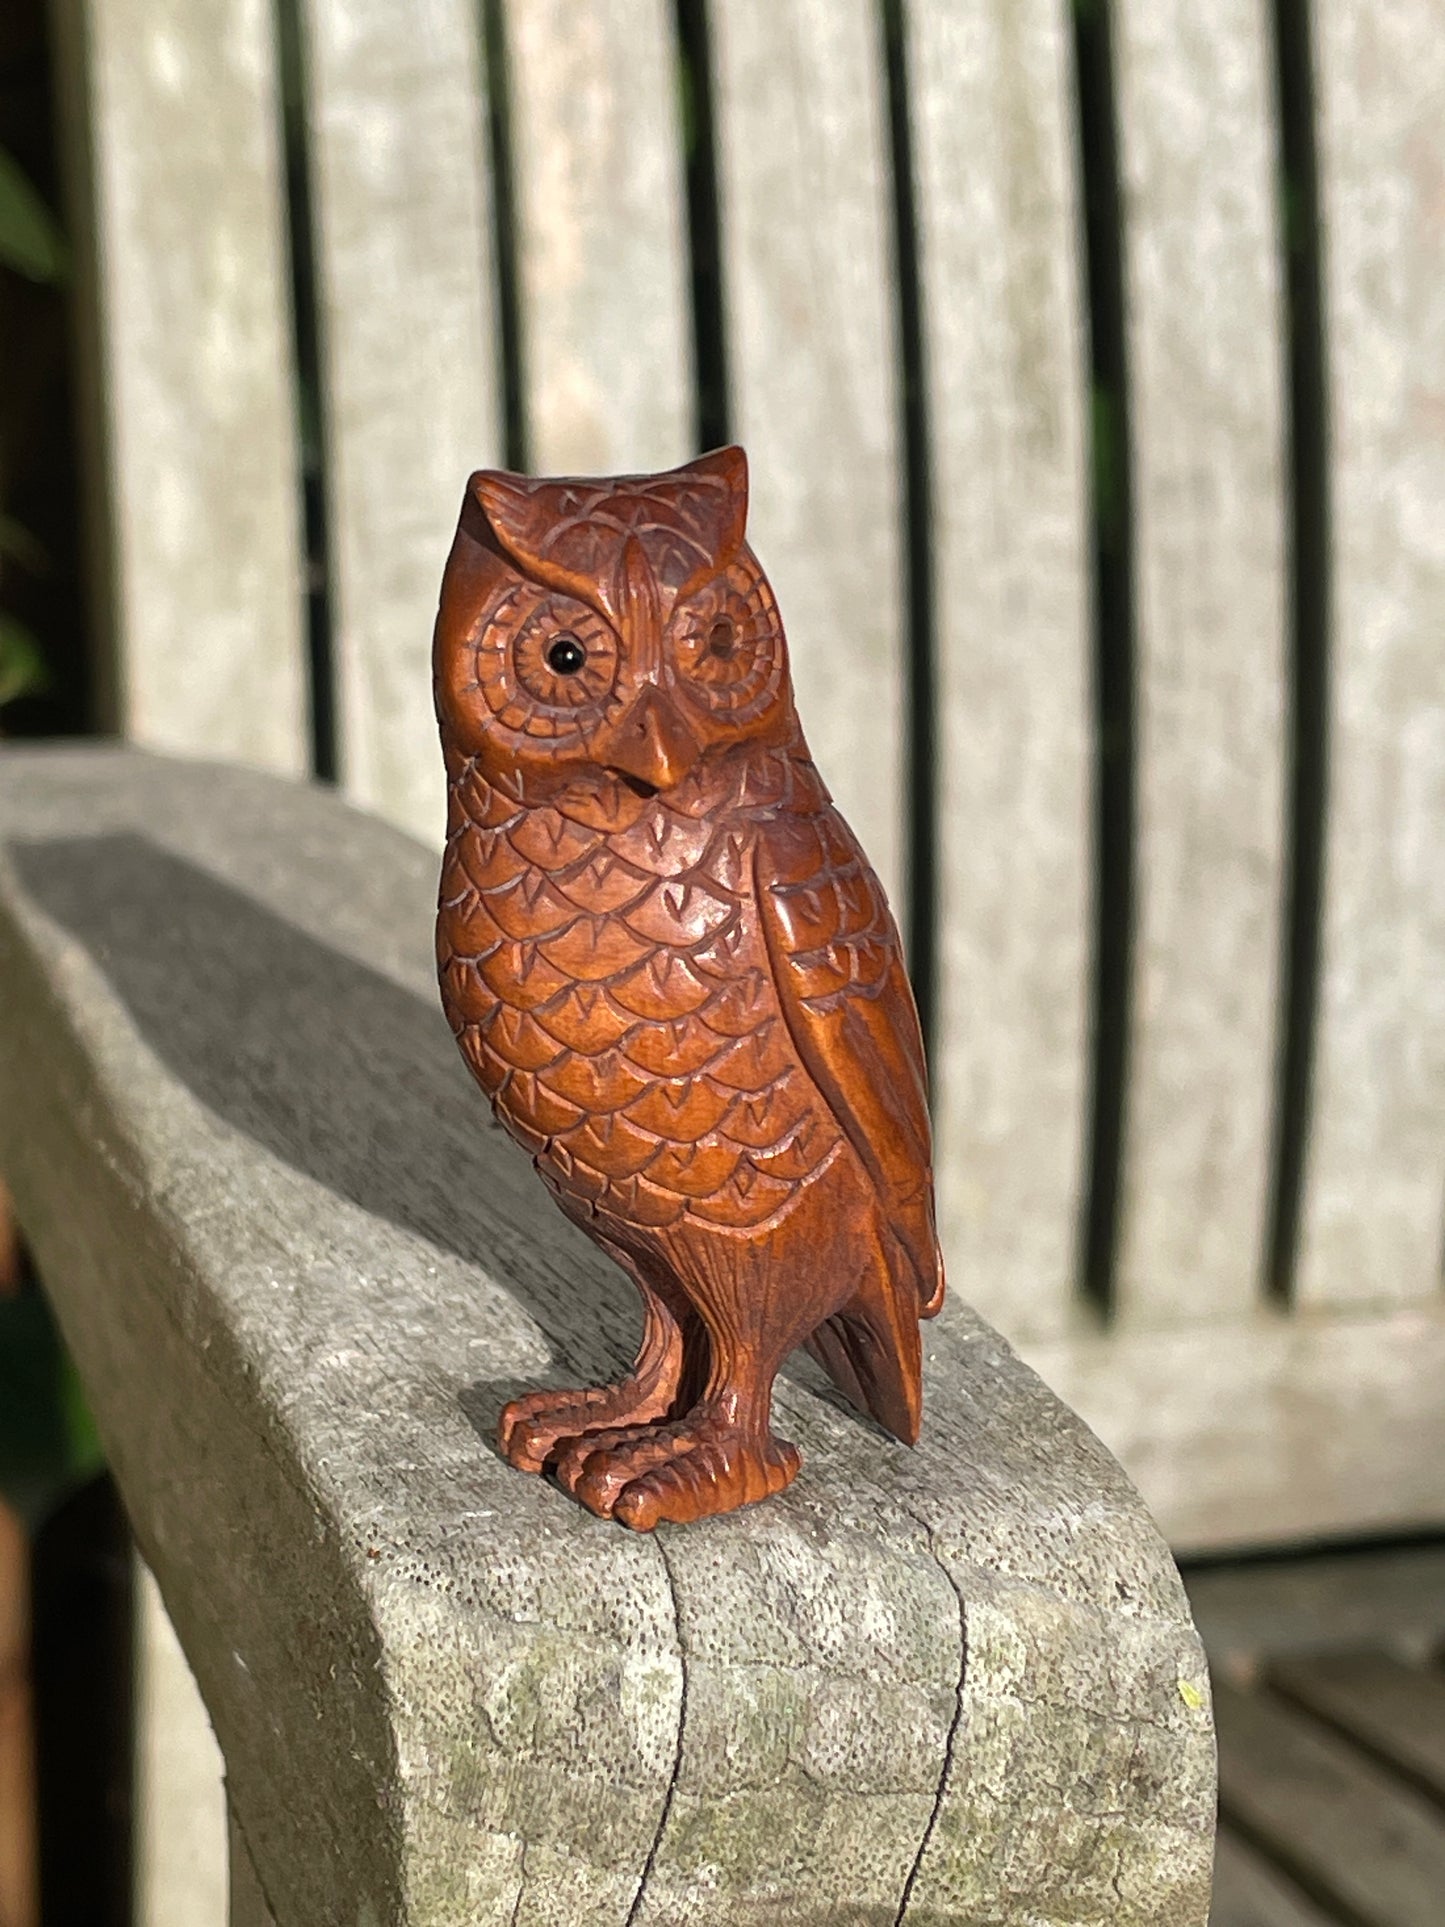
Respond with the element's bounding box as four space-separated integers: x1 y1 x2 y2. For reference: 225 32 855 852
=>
437 751 844 1234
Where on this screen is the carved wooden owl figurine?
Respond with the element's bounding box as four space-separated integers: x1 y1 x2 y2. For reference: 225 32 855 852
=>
434 447 944 1529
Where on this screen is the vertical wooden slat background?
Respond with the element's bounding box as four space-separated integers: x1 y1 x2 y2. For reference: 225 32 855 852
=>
1295 0 1445 1310
913 0 1092 1346
710 0 907 916
301 0 501 845
508 0 693 477
134 1565 226 1926
65 0 308 775
1109 0 1287 1328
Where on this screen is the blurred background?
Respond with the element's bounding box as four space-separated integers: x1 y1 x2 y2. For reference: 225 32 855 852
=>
1 0 1442 1922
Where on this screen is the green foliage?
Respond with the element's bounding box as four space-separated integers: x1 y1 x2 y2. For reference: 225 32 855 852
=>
0 1289 104 1530
0 145 68 285
0 515 49 574
0 156 66 712
0 614 49 708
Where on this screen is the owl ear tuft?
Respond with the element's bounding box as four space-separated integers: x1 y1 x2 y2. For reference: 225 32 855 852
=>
682 443 748 500
465 468 610 611
674 444 749 570
468 469 537 555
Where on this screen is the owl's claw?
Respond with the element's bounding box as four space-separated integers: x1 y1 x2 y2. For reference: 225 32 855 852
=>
553 1419 699 1508
498 1377 673 1474
556 1413 800 1528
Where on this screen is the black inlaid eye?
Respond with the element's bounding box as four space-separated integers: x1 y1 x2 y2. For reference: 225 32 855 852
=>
708 617 736 660
547 633 586 675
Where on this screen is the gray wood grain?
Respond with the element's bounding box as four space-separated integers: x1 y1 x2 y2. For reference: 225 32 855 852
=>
1208 1830 1334 1927
1110 0 1287 1327
1272 1652 1445 1802
1295 1 1445 1307
912 0 1092 1345
0 746 1212 1926
301 0 501 846
56 0 307 773
509 0 693 476
711 0 907 919
1214 1681 1445 1926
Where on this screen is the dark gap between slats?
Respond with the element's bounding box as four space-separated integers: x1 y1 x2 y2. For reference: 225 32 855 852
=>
32 1475 136 1927
673 0 731 451
879 0 937 1055
273 0 337 782
480 0 528 472
1180 1522 1445 1576
1071 0 1136 1317
1265 0 1330 1304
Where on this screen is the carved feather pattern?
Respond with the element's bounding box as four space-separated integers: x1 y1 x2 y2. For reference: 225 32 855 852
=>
439 744 847 1236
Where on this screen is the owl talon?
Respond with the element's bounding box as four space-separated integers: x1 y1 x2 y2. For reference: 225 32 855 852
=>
557 1414 800 1527
552 1422 687 1502
615 1434 800 1530
563 1420 704 1515
497 1377 672 1474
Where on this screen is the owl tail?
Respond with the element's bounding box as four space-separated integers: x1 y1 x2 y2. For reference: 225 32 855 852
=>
805 1228 925 1446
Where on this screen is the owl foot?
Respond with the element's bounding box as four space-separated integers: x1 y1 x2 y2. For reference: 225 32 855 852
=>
555 1413 801 1529
498 1376 675 1475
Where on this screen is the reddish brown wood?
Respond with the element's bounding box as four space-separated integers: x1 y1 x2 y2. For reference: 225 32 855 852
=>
434 447 944 1528
0 1179 35 1927
0 1502 36 1927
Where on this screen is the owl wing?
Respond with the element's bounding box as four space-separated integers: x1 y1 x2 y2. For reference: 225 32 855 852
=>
752 799 946 1341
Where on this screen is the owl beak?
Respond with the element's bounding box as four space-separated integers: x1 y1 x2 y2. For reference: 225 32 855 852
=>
601 685 701 793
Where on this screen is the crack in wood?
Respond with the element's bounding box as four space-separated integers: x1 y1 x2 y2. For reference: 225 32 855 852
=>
893 1512 968 1924
624 1534 689 1927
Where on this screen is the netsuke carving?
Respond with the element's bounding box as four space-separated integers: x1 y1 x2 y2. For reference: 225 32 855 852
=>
434 447 945 1529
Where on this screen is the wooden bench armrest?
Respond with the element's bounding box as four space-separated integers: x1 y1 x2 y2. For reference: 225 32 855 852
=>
0 745 1213 1925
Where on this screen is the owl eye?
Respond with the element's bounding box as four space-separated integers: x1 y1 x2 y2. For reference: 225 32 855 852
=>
501 598 617 719
673 575 783 725
547 634 586 675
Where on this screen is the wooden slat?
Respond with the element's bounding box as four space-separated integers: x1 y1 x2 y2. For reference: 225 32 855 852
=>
302 0 502 845
1109 0 1287 1326
710 0 906 915
1186 1545 1445 1666
135 1563 226 1927
1029 1304 1445 1551
1272 1652 1445 1803
1214 1681 1445 1927
1295 2 1445 1306
1209 1829 1334 1927
61 0 307 773
508 0 692 476
913 0 1092 1342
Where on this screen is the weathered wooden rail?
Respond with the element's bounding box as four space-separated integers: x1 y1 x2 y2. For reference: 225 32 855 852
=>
0 747 1212 1924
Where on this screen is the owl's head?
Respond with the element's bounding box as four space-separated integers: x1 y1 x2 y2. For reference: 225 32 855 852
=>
434 447 799 813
